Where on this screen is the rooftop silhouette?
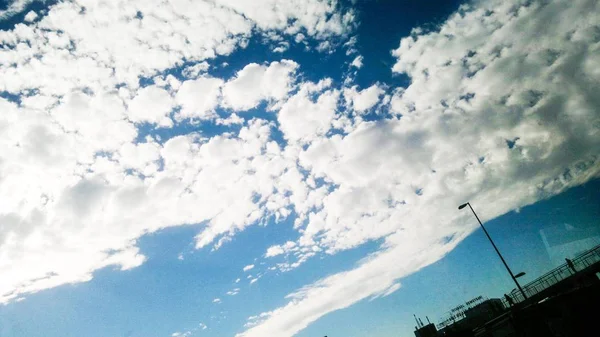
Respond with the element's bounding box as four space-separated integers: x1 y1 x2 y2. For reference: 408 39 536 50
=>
414 243 600 337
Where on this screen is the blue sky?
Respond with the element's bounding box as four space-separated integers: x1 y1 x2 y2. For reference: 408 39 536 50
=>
2 180 599 337
0 0 599 337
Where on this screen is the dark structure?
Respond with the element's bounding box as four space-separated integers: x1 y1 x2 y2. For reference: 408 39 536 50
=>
464 299 504 325
437 297 505 337
413 243 600 337
507 242 600 303
414 323 438 337
414 315 437 337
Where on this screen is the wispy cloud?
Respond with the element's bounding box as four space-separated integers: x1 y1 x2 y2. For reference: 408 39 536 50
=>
1 1 599 336
0 0 353 305
0 0 36 20
238 0 600 335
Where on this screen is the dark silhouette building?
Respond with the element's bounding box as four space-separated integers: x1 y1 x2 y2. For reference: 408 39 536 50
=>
414 315 437 337
414 323 437 337
412 243 600 337
436 297 505 337
463 298 504 325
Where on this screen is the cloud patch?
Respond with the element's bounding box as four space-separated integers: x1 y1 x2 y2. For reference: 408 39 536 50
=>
239 0 600 335
1 1 599 337
222 61 299 111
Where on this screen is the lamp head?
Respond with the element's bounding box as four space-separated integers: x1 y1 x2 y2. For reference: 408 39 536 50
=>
458 203 469 210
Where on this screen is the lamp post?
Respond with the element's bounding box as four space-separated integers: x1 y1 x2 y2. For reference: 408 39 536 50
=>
458 202 528 300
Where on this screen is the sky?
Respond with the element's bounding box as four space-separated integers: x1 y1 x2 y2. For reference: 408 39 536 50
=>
0 0 599 336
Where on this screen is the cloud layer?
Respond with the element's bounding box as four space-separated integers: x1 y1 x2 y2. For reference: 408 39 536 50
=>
1 0 599 336
239 0 600 335
0 0 349 304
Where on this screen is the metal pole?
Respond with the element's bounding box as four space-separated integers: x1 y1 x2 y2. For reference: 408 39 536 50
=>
466 203 528 300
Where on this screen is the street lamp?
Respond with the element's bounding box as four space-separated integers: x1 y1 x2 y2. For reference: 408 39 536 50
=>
458 202 528 300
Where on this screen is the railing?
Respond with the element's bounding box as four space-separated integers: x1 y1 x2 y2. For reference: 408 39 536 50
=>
508 243 600 303
438 243 600 327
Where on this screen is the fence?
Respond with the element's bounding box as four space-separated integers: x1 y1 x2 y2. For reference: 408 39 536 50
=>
508 243 600 304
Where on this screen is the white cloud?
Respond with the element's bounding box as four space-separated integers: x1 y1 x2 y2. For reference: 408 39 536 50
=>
343 84 385 113
127 86 174 126
213 298 221 303
173 322 208 337
350 55 363 69
273 42 290 53
182 62 210 79
0 0 354 312
0 0 36 20
216 113 244 126
213 0 352 38
239 232 466 337
239 0 600 335
277 79 339 143
265 246 284 258
117 141 161 173
49 91 138 152
222 60 299 111
243 264 255 272
265 241 297 258
1 1 599 337
0 87 308 304
23 10 38 22
227 288 240 296
175 77 223 120
316 40 333 53
0 1 249 95
0 0 349 100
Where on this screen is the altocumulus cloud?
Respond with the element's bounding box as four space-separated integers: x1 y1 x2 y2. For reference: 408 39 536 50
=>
239 0 600 336
0 0 351 304
0 1 599 337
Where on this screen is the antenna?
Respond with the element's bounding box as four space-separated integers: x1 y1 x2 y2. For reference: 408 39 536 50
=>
426 316 431 324
414 314 421 328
